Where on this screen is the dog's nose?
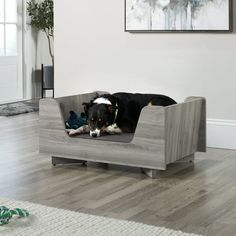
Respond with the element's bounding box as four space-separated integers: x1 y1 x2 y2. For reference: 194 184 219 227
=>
92 133 97 138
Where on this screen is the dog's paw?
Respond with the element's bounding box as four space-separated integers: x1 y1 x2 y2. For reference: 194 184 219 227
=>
67 125 90 136
66 129 78 136
66 129 77 136
68 129 79 136
105 124 122 134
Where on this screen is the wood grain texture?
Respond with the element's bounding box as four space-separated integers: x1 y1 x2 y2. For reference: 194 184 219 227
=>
184 97 206 152
39 93 206 172
1 112 236 235
165 97 205 164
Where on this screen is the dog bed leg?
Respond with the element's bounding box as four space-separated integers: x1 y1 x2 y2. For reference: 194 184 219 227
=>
52 156 87 166
141 168 160 179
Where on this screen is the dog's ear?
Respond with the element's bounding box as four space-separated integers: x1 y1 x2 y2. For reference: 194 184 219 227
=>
107 105 118 114
82 102 93 115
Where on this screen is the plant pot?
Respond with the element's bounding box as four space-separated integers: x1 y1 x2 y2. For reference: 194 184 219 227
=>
42 64 54 98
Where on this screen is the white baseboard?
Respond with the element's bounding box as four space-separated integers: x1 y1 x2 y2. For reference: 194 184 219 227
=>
207 119 236 150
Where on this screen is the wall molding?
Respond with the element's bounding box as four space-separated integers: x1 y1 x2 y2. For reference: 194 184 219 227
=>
207 119 236 150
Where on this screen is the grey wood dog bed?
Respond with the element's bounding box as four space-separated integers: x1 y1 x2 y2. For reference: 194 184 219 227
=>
39 92 206 178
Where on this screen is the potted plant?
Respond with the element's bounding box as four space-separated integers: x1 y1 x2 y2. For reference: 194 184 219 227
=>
27 0 54 97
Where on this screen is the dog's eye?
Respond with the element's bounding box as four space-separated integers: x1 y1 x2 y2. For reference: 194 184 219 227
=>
91 117 95 121
98 118 102 122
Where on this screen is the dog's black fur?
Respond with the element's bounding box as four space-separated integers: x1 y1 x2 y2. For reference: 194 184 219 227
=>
82 92 177 137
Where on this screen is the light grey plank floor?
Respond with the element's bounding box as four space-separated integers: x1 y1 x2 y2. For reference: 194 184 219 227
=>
0 112 236 236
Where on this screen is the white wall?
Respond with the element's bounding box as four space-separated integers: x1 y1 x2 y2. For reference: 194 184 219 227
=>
54 0 236 148
24 0 53 100
24 29 52 99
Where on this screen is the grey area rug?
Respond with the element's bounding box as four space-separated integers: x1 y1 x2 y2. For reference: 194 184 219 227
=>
0 100 39 116
0 197 202 236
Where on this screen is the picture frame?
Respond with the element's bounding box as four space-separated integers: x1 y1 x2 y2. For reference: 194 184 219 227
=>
125 0 233 32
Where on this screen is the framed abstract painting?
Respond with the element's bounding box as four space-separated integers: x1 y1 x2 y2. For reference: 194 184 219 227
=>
125 0 232 32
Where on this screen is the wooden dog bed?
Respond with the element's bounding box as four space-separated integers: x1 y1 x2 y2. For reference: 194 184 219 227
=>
39 92 206 178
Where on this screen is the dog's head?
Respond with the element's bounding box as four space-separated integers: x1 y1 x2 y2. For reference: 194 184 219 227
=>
83 97 118 137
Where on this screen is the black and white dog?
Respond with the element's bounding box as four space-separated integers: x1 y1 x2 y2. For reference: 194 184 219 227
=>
67 93 177 137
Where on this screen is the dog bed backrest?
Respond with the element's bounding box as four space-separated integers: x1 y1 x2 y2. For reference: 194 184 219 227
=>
56 92 98 121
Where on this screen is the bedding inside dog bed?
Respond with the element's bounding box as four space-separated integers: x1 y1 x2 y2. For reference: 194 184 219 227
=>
69 133 134 143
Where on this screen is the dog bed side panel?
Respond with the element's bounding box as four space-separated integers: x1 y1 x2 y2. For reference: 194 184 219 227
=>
39 92 99 154
165 97 205 164
39 98 69 154
185 97 206 152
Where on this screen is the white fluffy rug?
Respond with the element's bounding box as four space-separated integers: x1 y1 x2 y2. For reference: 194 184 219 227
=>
0 198 202 236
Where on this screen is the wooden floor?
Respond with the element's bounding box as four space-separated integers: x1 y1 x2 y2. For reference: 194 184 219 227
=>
1 112 236 236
